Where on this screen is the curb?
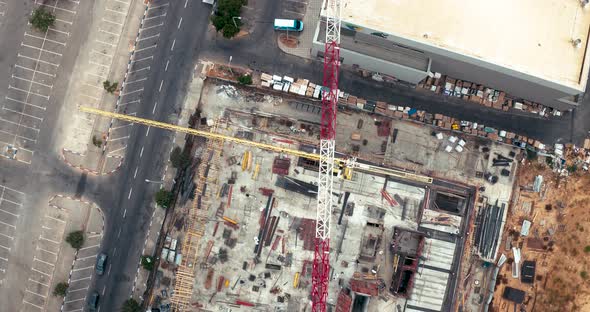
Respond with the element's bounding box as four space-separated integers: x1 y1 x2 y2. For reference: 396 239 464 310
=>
61 148 124 176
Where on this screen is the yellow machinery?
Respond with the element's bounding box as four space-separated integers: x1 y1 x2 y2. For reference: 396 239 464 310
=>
79 106 433 184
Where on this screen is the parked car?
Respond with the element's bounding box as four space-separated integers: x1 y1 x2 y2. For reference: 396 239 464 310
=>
88 291 100 311
95 253 107 275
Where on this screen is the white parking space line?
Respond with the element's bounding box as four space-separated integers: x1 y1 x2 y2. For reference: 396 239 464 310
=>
3 107 44 121
25 33 66 46
21 43 63 57
89 61 110 68
6 97 47 111
79 244 100 250
67 287 89 293
140 23 163 31
120 88 143 96
12 75 53 89
23 300 43 310
45 214 66 223
111 123 133 130
14 65 56 78
36 2 77 14
91 49 113 57
31 268 50 276
0 244 10 251
0 117 40 133
88 72 107 79
0 232 13 240
128 66 150 74
95 39 116 47
134 44 157 52
99 28 120 36
131 56 153 63
18 54 59 67
125 78 148 85
39 236 60 244
105 8 126 15
8 85 50 100
48 27 70 36
0 206 20 217
107 145 127 155
143 13 166 21
70 276 91 283
37 247 57 255
119 99 140 105
34 257 55 266
65 298 85 304
0 220 15 229
81 93 101 101
83 83 103 90
113 0 130 4
109 135 130 142
102 18 123 26
138 34 160 41
28 278 49 287
72 265 94 271
149 3 169 10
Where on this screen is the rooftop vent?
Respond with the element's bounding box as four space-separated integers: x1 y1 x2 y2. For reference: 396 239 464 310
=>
572 38 583 48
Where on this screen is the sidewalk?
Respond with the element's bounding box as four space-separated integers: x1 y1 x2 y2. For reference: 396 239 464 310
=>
130 64 206 303
58 0 148 175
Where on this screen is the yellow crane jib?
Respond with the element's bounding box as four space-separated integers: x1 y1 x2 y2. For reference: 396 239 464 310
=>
78 106 432 184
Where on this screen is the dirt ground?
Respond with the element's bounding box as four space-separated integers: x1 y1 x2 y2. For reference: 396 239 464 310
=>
491 158 590 312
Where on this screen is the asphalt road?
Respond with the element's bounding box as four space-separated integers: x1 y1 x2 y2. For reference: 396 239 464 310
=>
87 0 213 311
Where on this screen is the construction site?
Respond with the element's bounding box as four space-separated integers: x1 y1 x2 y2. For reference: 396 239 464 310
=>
120 71 525 312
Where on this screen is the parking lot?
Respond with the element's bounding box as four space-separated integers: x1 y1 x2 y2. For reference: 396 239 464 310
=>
0 185 24 284
0 0 80 165
62 233 102 312
105 0 170 158
21 205 67 311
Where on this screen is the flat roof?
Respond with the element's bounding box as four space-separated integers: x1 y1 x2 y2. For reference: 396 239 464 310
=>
336 0 590 91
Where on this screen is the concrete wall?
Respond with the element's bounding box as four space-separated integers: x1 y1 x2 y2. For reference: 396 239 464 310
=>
312 41 429 84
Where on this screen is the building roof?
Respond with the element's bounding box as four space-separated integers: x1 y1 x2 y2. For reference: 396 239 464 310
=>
502 287 526 304
335 0 590 92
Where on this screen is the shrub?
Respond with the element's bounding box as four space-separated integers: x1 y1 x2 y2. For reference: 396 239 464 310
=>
53 282 68 297
103 80 118 94
155 189 173 208
122 298 141 312
581 271 588 280
141 255 155 271
92 135 103 147
170 146 191 169
237 74 252 85
30 8 56 32
584 246 590 253
65 231 84 249
210 0 244 38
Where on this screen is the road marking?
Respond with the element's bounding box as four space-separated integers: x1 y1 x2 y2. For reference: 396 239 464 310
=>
108 135 130 142
127 188 133 200
159 80 164 92
95 39 116 47
128 66 150 74
107 264 112 275
146 126 150 136
120 88 144 96
0 220 15 228
143 13 166 21
140 146 144 158
123 208 127 218
125 77 147 85
134 44 157 52
91 49 113 57
152 101 158 114
134 166 138 179
102 285 106 295
70 276 92 283
117 228 122 238
8 85 50 99
103 18 124 26
99 28 120 36
140 23 163 31
14 65 55 77
72 265 93 272
21 43 63 56
0 232 13 240
36 247 56 255
184 0 189 7
31 268 50 277
131 55 154 63
34 257 54 266
28 278 49 287
5 96 47 111
64 298 86 304
67 287 89 293
165 60 169 71
79 244 100 250
26 289 46 298
149 3 169 10
25 32 66 45
18 54 59 67
178 17 183 29
138 34 159 42
12 75 53 88
170 38 176 51
23 300 43 309
105 8 126 15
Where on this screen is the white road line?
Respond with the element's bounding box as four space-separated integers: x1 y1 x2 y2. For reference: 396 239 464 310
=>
5 96 47 110
178 17 183 29
123 208 127 218
67 287 89 293
138 34 160 42
140 23 163 31
149 3 169 10
165 60 169 71
0 244 10 251
107 145 127 155
152 101 157 114
128 66 150 74
26 289 46 298
8 85 50 99
107 264 112 275
0 220 15 228
36 247 57 256
22 300 43 310
25 33 66 45
31 268 51 277
28 278 49 287
95 39 116 47
18 54 59 67
12 75 53 88
120 88 143 96
34 257 55 266
64 298 86 304
0 232 13 240
39 236 60 244
21 43 63 56
92 49 113 57
102 18 123 26
89 61 110 68
170 38 176 51
102 285 106 295
158 80 164 92
128 188 133 199
134 44 156 52
134 167 138 179
111 123 133 130
140 146 144 158
77 254 98 261
14 65 55 77
184 0 189 7
143 13 166 21
72 265 93 271
45 214 66 223
0 206 20 217
146 126 150 136
108 135 130 142
117 228 122 238
99 28 120 36
79 244 100 250
131 56 153 63
3 106 44 121
105 8 126 15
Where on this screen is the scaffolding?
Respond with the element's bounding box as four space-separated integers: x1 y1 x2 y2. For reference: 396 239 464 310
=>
170 121 224 311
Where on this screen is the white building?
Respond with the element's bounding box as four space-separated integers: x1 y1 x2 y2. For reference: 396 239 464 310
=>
312 0 590 109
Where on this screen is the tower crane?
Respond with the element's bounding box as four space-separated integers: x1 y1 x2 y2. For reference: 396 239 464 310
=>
312 0 341 309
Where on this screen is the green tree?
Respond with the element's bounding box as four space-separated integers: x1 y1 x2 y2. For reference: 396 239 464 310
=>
210 0 244 38
65 231 84 249
103 80 118 94
584 245 590 253
581 271 588 280
121 298 141 312
92 135 103 147
141 255 155 271
237 74 252 85
30 8 56 32
155 189 173 208
170 146 191 169
53 282 68 297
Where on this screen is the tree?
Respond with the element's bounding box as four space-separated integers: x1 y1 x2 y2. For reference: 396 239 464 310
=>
210 0 244 38
121 298 141 312
92 135 103 147
53 282 68 297
170 146 191 169
141 255 155 271
103 80 118 94
237 74 252 85
30 8 56 32
65 230 84 249
155 189 173 208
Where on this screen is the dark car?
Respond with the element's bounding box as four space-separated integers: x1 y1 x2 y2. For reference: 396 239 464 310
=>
88 291 100 311
95 253 107 275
